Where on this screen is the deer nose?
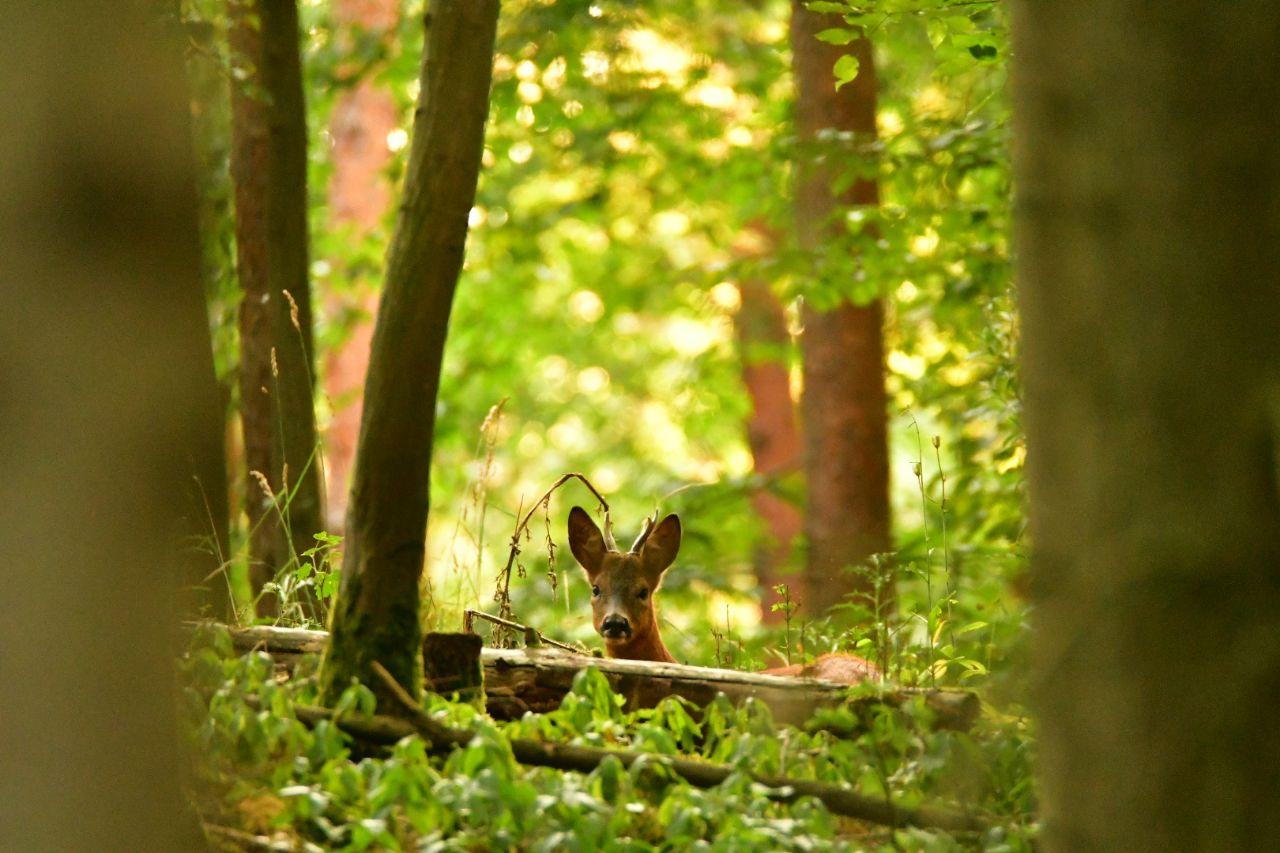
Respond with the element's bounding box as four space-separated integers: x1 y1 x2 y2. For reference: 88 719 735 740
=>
601 615 631 639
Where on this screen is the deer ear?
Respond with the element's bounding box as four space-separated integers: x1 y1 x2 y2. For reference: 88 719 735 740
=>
639 513 681 580
568 506 607 578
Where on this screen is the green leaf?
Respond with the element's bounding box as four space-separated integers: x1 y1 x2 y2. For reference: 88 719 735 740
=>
815 27 856 45
833 54 860 90
806 1 849 12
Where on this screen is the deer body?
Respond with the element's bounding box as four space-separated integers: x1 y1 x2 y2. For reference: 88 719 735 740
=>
567 507 879 684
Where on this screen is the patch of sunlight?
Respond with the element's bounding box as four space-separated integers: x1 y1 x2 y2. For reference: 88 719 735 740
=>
752 19 787 44
725 126 754 147
909 228 940 258
652 210 690 236
577 366 611 395
517 431 545 458
481 147 496 168
608 130 639 153
493 55 514 78
687 81 737 111
997 444 1027 474
914 84 952 117
638 401 690 461
700 138 730 161
542 57 567 90
920 331 949 362
551 128 574 148
386 127 409 152
515 60 538 81
569 289 605 323
590 465 621 494
710 281 742 312
468 206 486 228
619 29 694 81
888 349 927 379
582 51 610 84
943 361 979 386
723 444 754 477
610 217 639 240
517 81 543 104
613 312 643 335
548 414 589 453
665 316 720 356
878 109 905 137
896 279 919 302
563 100 584 118
789 363 803 403
516 105 535 128
508 141 533 164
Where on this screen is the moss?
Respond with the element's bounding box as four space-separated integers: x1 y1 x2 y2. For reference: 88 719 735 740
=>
319 571 423 711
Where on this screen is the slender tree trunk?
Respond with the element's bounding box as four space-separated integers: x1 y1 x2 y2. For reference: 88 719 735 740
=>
184 11 237 622
0 4 214 848
790 5 891 615
1012 1 1280 848
320 0 500 708
732 223 804 623
229 0 325 617
322 0 400 533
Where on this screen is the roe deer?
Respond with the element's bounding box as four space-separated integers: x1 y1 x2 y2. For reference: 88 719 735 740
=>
567 506 879 683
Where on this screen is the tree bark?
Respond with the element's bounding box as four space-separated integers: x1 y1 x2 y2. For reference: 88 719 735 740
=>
1012 1 1280 848
321 0 400 533
229 0 325 617
0 4 214 848
319 0 500 708
732 223 805 622
790 5 891 615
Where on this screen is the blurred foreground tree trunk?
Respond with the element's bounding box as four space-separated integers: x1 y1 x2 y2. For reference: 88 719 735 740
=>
1013 1 1280 847
229 0 325 618
732 223 804 624
790 5 891 615
0 3 216 848
322 0 400 534
320 0 500 708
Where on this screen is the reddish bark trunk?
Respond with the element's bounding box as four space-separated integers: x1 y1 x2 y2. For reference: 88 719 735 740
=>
322 0 400 533
790 5 891 616
732 224 804 623
229 0 325 617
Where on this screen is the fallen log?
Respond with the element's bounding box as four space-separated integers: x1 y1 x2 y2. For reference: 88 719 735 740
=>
218 623 979 731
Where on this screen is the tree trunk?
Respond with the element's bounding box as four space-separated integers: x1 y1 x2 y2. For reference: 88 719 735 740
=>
229 0 325 617
790 5 891 615
322 0 400 533
1012 1 1280 848
0 4 215 848
732 223 804 623
319 0 500 708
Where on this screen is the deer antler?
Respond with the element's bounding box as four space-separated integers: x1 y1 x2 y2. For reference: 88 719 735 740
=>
628 512 659 554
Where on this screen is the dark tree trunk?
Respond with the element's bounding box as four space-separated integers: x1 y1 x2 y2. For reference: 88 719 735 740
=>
322 0 400 534
320 0 500 709
790 5 891 615
1012 1 1280 848
0 4 215 848
229 0 325 617
732 223 804 623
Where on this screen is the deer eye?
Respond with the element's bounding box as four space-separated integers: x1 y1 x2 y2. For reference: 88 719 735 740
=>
636 588 649 600
591 585 601 597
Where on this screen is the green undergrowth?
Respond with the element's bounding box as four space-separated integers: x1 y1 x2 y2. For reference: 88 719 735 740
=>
185 626 1036 851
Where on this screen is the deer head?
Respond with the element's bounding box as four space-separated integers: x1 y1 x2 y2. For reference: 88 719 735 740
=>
567 506 681 663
